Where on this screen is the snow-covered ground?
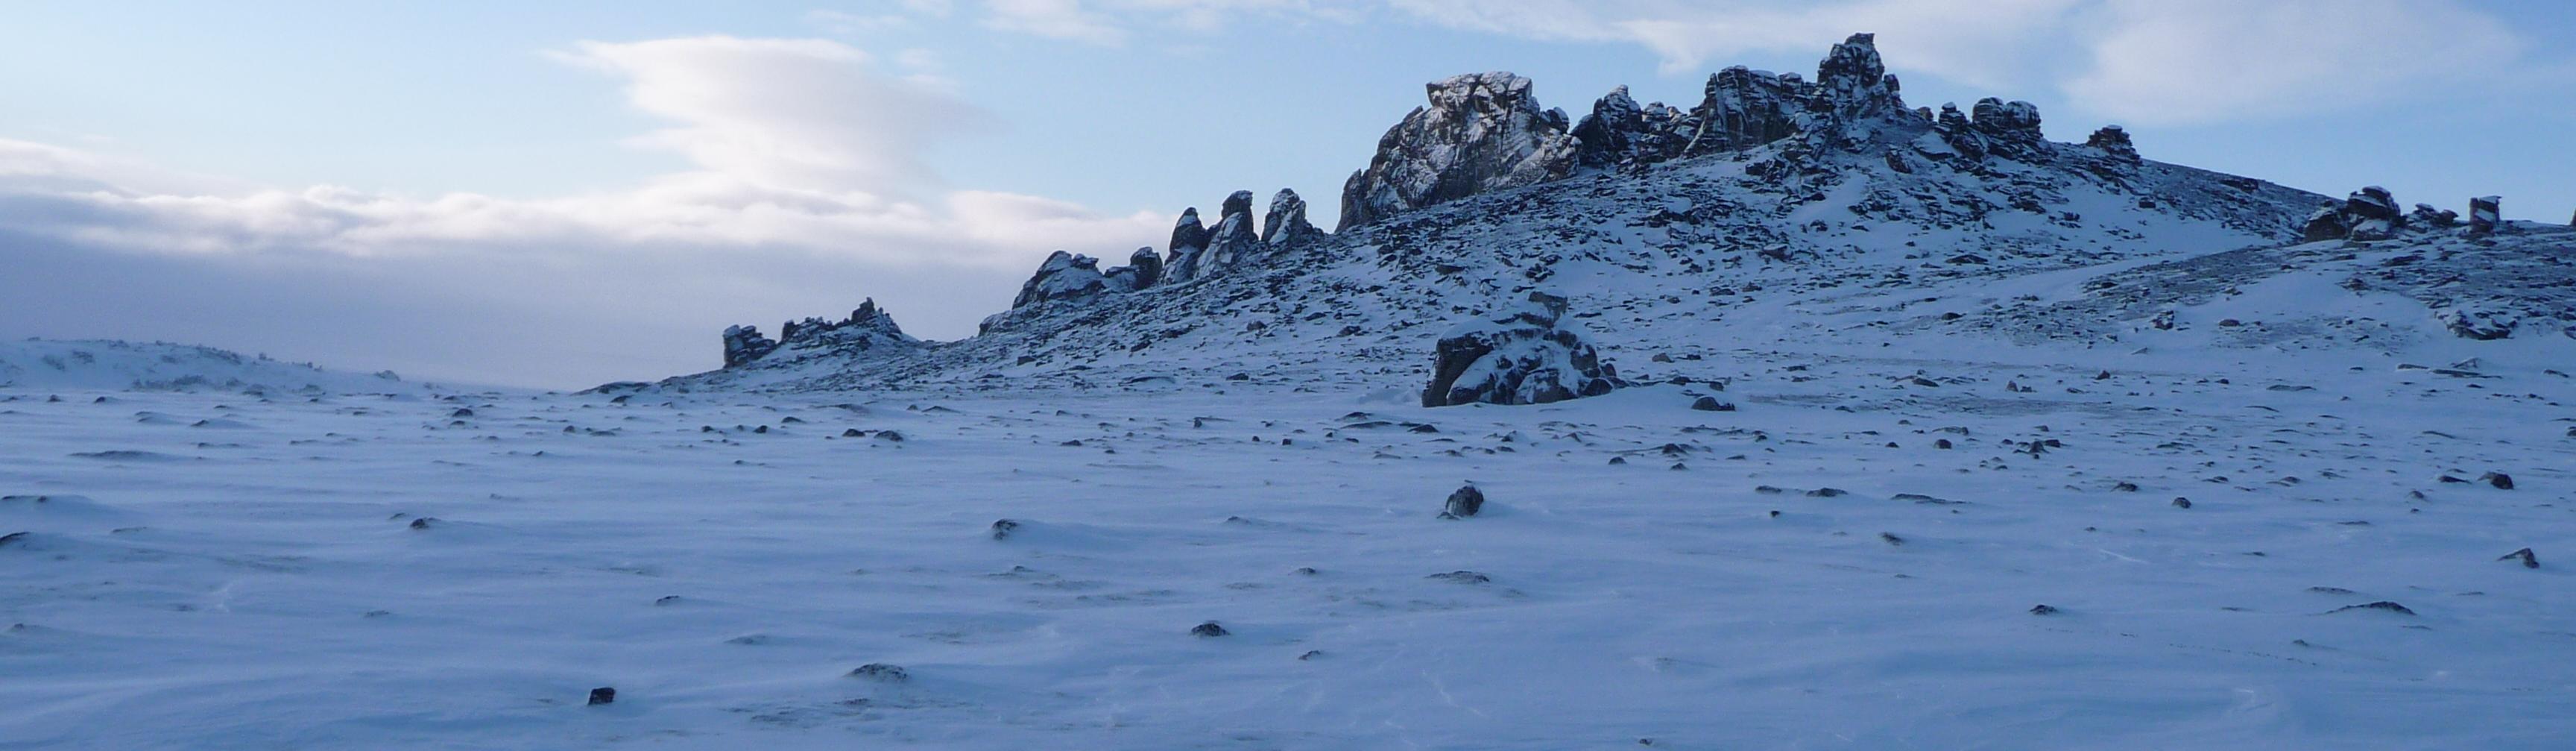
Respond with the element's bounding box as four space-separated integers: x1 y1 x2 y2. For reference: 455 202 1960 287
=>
5 338 2571 749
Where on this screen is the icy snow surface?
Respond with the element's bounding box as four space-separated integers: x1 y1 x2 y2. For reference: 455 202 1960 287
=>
6 325 2574 748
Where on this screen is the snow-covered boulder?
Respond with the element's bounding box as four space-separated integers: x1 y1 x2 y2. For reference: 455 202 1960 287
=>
1337 72 1578 230
1012 251 1111 308
1423 292 1624 407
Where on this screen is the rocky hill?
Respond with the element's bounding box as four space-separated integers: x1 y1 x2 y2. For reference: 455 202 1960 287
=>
662 34 2569 395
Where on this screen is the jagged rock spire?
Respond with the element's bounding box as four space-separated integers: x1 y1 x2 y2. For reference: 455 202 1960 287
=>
1811 33 1904 122
1262 188 1323 246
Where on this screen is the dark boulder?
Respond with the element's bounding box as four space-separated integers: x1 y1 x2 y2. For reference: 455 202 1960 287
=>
1441 485 1485 518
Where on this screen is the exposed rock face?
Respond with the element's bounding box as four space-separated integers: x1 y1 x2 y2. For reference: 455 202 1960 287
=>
2085 125 2138 163
1261 189 1324 247
1105 247 1163 292
722 325 778 368
1012 251 1110 308
2470 195 2501 236
1423 292 1623 407
1338 72 1578 230
1689 67 1810 154
2302 186 2405 242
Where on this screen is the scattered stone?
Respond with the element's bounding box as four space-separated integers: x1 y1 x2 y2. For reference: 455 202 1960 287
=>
1190 621 1230 638
1689 396 1736 412
847 663 909 682
1806 488 1848 497
1441 485 1486 518
2029 604 2059 615
1879 532 1905 546
2479 472 2514 490
587 687 616 706
2112 481 2139 492
988 519 1020 540
2328 601 2416 616
2171 497 2192 509
1427 571 1491 584
2499 547 2539 568
407 518 436 530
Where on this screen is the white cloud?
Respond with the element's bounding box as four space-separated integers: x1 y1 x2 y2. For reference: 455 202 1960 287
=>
0 34 1172 386
2064 0 2526 125
972 0 2545 125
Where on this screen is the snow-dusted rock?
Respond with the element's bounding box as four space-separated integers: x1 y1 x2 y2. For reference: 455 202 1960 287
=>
1809 33 1905 125
1688 66 1811 154
1163 208 1210 284
2408 204 2460 228
1104 247 1164 292
1012 251 1111 308
1337 72 1578 230
722 325 779 368
2302 186 2405 242
2470 195 2501 236
1178 191 1261 282
2086 125 2138 163
1422 292 1623 407
1261 189 1324 248
1970 98 2045 157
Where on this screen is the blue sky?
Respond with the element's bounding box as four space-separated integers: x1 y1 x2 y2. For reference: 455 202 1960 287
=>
4 1 2571 388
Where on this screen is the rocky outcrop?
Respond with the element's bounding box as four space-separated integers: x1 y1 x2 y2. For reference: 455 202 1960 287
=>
1969 98 2045 159
1688 67 1810 154
722 325 778 368
1338 72 1578 230
1173 191 1260 283
1423 292 1624 407
1012 251 1110 307
2408 204 2459 228
2085 125 2138 163
2302 186 2405 242
1808 33 1906 130
1262 189 1324 248
2470 195 2501 236
724 298 917 368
